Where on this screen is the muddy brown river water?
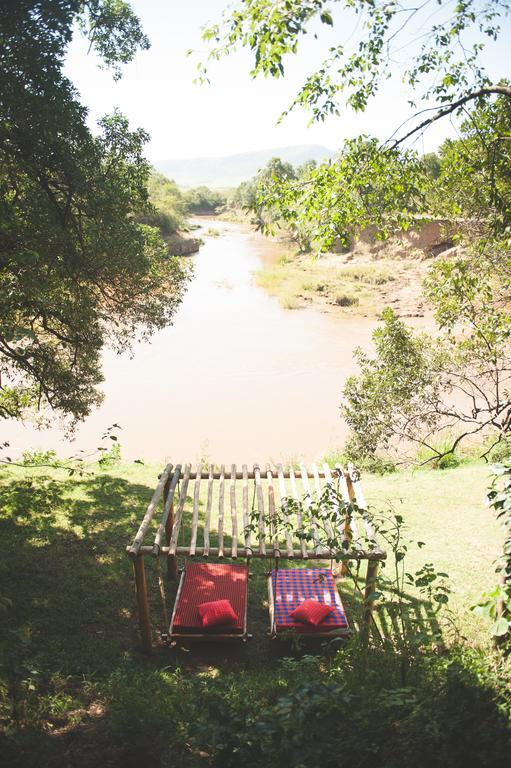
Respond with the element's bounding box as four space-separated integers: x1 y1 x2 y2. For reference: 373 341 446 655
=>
3 220 399 464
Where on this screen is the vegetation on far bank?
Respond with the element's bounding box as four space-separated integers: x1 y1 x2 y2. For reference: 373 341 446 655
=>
253 238 428 316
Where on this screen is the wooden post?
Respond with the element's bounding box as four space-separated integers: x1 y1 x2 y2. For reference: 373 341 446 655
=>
341 470 355 576
362 559 379 641
166 501 178 581
133 555 152 654
163 475 178 582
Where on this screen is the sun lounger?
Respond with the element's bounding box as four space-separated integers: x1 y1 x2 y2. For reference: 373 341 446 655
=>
268 567 350 638
169 562 249 641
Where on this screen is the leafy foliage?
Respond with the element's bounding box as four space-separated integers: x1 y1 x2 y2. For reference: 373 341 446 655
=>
251 138 427 251
431 96 511 234
474 460 511 639
136 171 187 237
343 291 511 465
199 1 510 132
0 2 190 424
185 186 226 214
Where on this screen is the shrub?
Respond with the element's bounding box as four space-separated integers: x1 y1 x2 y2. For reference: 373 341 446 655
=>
335 293 359 307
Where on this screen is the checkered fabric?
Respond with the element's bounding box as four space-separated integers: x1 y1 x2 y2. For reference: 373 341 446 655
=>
172 563 248 634
272 568 348 633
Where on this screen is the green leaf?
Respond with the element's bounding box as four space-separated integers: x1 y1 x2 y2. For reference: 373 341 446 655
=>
491 617 510 637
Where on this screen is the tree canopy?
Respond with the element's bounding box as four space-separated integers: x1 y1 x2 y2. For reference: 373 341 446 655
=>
200 1 511 140
200 1 511 463
0 2 190 424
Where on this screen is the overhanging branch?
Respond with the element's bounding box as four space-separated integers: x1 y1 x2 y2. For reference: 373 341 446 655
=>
389 85 511 148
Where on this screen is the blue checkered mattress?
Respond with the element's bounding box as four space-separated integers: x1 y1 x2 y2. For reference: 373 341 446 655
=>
271 568 349 632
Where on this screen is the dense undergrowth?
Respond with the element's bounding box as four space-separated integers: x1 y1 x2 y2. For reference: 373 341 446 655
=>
0 462 510 767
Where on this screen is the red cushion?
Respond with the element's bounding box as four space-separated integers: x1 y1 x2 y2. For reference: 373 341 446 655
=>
290 599 334 627
197 599 237 628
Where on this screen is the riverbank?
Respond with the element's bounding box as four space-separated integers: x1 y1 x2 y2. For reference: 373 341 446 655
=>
253 219 457 319
0 459 507 766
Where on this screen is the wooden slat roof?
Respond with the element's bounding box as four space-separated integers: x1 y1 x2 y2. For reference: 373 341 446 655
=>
127 463 386 562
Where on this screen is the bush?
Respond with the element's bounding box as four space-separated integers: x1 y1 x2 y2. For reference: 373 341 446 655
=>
335 293 359 307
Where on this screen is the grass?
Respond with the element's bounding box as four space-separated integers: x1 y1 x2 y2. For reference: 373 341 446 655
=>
254 251 400 315
0 460 507 766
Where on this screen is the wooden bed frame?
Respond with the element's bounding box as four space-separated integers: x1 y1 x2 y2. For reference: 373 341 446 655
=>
267 572 353 640
126 462 386 653
168 566 250 643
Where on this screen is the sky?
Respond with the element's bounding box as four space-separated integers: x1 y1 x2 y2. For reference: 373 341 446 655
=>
64 0 511 164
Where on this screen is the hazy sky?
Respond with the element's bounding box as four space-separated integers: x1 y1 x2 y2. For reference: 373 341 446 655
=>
64 1 511 162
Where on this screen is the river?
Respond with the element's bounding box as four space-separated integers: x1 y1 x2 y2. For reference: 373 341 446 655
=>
4 219 381 464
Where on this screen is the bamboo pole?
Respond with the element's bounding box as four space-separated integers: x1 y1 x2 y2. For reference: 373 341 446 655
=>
203 464 214 556
230 464 238 558
266 464 280 558
289 466 307 558
218 464 225 557
153 464 181 555
254 464 266 555
300 465 320 555
139 544 386 560
277 463 294 557
362 560 380 640
168 463 191 555
133 555 152 654
242 463 252 556
127 463 173 557
189 463 202 556
336 463 362 574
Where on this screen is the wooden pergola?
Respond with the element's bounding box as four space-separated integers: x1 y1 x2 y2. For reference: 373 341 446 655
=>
126 462 386 652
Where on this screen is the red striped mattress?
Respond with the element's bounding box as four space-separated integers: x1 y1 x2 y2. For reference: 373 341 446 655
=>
171 562 248 634
272 568 348 633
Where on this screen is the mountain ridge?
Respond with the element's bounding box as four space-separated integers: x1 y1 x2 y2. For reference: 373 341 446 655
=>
154 144 334 188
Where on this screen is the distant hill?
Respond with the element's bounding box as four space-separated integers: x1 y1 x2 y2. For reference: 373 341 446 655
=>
154 144 334 188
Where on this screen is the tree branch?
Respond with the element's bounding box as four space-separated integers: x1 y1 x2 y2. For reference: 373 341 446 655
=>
390 85 511 148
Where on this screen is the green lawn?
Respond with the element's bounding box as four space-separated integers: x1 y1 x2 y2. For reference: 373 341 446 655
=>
364 462 503 641
0 460 507 767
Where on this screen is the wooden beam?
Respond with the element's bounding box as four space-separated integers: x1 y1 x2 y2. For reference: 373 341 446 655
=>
266 464 280 558
171 468 331 480
218 464 225 557
127 463 173 557
289 466 307 558
203 464 214 557
133 555 152 654
230 464 238 558
242 463 252 556
140 544 386 560
153 464 181 555
300 465 320 555
168 463 191 556
362 560 380 641
254 464 266 555
189 463 202 556
277 463 294 557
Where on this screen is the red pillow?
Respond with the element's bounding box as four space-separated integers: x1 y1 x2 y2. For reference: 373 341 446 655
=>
197 599 237 627
290 599 333 627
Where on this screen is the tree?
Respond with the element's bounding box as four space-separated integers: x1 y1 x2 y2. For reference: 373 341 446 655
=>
249 138 427 251
432 97 511 234
198 2 511 246
185 186 225 214
137 171 187 238
0 2 190 423
200 3 511 462
199 1 511 142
